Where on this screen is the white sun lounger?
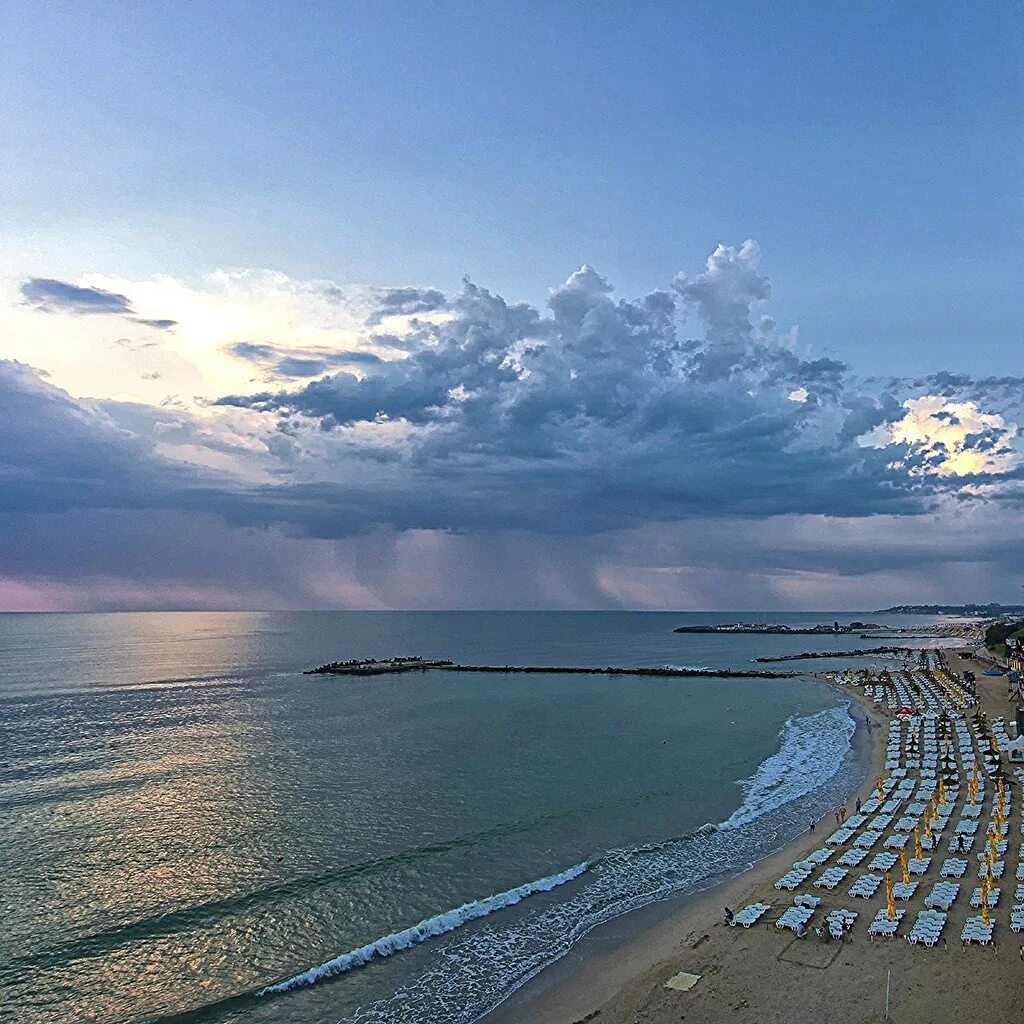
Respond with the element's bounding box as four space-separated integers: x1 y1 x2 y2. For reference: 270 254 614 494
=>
856 831 883 849
826 908 857 938
837 847 869 867
971 886 1001 907
868 907 905 938
730 902 771 927
908 909 947 946
977 860 1004 879
813 867 849 890
941 858 968 878
962 916 995 945
893 881 918 900
868 852 898 871
924 881 959 910
776 905 814 931
849 873 882 899
825 828 856 846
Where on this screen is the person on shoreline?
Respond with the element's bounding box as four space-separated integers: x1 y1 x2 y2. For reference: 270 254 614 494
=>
856 796 861 813
724 907 734 924
809 818 815 834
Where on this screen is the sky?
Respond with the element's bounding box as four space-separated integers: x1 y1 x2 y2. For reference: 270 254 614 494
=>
1 1 1023 611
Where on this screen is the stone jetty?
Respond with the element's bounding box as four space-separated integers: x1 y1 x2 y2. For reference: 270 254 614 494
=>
306 657 797 679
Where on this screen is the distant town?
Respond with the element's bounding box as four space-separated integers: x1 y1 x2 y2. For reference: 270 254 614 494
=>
873 603 1024 615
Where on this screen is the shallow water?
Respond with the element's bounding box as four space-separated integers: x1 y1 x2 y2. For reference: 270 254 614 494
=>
0 611 941 1024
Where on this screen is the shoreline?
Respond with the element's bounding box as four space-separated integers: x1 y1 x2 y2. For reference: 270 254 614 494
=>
485 674 887 1024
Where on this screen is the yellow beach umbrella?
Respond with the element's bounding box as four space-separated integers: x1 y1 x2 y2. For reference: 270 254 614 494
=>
924 817 933 841
914 824 923 860
877 775 885 801
885 872 896 921
989 832 999 860
900 847 910 885
938 777 946 806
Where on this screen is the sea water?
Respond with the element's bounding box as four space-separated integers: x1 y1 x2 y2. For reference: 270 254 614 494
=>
0 611 943 1024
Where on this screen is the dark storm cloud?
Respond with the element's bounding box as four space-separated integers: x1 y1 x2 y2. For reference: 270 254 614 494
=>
0 360 180 514
226 341 385 379
20 277 176 328
366 285 448 325
7 242 1022 554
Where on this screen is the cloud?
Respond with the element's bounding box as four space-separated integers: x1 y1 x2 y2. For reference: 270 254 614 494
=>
226 340 385 380
20 276 177 329
3 241 1023 609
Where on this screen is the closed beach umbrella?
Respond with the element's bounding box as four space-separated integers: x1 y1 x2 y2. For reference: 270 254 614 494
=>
914 824 923 860
900 847 910 885
877 776 885 801
885 873 896 921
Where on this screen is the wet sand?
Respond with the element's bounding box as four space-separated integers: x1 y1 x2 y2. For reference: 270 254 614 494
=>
487 651 1021 1024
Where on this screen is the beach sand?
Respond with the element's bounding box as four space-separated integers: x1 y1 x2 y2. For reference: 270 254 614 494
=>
487 650 1022 1024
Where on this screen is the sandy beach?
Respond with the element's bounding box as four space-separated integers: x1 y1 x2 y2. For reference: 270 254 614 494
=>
488 647 1022 1024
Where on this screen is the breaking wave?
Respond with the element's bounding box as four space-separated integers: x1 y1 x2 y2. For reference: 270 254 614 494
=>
260 702 860 1024
258 862 589 994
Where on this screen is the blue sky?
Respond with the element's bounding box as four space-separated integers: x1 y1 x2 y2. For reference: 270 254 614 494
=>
1 2 1023 610
3 2 1020 374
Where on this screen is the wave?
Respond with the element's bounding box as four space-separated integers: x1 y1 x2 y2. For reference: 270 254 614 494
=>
721 706 856 830
339 701 860 1024
257 862 590 994
157 701 859 1024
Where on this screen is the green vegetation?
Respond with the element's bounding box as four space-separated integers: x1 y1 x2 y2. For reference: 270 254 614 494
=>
984 619 1024 652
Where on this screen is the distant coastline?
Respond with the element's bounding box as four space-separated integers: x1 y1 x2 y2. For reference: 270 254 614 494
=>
873 602 1024 615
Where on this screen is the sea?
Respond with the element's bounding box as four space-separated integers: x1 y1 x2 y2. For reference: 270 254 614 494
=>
0 610 951 1024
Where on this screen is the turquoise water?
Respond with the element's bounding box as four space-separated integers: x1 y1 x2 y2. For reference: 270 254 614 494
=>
0 611 941 1024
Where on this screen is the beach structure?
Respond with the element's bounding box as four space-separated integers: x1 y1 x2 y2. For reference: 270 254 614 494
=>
749 650 1023 954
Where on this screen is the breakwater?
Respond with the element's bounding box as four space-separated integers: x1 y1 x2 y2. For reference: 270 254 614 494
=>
756 646 913 663
306 657 796 679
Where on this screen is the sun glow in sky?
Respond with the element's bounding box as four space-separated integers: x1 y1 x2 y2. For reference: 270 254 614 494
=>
1 2 1022 611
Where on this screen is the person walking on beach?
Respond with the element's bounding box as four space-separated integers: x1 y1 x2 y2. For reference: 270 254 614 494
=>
809 818 815 834
856 797 861 813
724 907 734 924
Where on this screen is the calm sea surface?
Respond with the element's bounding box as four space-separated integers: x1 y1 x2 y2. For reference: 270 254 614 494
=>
0 611 945 1024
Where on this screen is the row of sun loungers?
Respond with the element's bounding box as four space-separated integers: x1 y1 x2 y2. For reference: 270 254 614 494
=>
868 907 905 938
924 881 959 910
729 902 771 927
813 866 849 889
908 909 947 945
755 658 1023 949
962 916 995 944
776 905 814 932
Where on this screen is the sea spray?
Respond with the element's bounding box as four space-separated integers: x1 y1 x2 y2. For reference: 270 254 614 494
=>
339 701 860 1024
258 862 589 994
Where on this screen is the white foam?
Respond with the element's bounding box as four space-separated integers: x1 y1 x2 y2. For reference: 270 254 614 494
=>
341 702 860 1024
258 861 589 995
720 706 856 830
